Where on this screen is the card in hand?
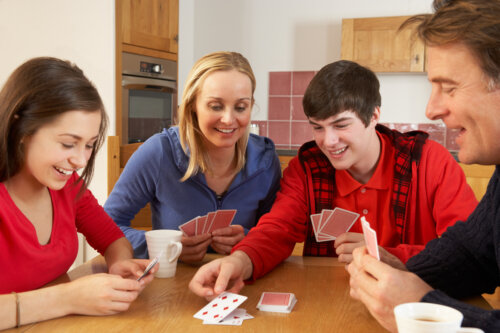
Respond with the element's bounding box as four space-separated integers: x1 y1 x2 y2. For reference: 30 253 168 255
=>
193 292 247 324
320 207 359 239
178 217 198 237
136 249 164 281
209 209 236 233
361 216 380 260
257 292 297 313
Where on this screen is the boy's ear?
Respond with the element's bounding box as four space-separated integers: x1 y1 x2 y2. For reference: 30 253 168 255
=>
370 107 381 125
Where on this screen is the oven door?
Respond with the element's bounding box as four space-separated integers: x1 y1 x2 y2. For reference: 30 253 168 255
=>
122 75 177 145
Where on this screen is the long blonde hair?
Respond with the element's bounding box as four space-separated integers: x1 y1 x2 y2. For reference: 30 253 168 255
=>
178 51 256 181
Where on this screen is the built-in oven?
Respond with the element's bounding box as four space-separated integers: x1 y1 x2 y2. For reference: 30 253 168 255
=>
121 52 177 144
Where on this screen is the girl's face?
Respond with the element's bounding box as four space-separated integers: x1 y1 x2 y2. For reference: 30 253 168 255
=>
194 69 253 152
21 110 101 190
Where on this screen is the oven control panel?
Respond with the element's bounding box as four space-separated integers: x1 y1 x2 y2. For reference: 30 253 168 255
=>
140 61 163 74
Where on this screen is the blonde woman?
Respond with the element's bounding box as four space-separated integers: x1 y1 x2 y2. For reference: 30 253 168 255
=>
105 52 281 263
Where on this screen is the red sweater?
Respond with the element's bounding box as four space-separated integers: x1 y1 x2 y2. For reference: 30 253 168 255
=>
0 174 124 293
234 133 478 280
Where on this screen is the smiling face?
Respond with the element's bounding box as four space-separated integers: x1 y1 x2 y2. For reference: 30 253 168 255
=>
309 109 380 183
194 70 253 152
20 110 101 190
426 43 500 165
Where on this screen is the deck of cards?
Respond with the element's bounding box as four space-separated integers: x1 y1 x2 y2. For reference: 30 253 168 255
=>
179 209 236 236
257 292 297 313
310 207 360 242
361 216 380 260
193 292 253 326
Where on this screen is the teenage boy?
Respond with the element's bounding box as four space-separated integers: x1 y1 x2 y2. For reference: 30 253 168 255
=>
188 59 477 297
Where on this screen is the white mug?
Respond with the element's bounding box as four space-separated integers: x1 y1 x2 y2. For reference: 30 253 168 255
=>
394 302 484 333
145 230 183 278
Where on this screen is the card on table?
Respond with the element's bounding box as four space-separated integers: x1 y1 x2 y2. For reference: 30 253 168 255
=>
257 292 297 313
310 208 359 242
361 216 380 260
193 292 247 324
202 308 253 325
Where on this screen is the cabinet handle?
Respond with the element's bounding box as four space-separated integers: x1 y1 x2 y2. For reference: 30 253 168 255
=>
414 54 420 63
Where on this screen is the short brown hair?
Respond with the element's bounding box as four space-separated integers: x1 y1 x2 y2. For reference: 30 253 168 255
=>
303 60 381 127
0 57 107 187
403 0 500 87
178 51 256 181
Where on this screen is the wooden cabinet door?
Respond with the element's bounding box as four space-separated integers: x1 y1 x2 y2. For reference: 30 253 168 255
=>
121 0 178 55
341 16 425 72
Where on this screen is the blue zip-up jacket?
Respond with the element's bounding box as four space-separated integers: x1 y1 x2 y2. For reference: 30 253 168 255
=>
104 127 281 258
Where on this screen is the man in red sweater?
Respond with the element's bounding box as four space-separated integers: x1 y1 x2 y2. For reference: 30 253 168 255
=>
189 60 477 297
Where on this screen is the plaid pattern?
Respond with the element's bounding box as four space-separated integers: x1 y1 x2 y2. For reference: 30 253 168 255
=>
299 124 428 257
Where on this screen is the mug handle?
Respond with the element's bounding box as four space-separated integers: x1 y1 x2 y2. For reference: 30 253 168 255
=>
457 328 484 333
167 241 182 263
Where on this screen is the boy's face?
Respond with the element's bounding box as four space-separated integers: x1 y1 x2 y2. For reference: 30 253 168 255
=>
309 109 380 182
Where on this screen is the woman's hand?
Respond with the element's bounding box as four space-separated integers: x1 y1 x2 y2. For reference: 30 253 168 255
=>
211 225 245 255
180 233 212 263
64 273 142 316
108 258 157 287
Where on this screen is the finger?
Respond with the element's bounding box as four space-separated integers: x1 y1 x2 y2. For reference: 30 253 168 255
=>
334 232 364 248
338 253 353 264
211 242 232 255
182 238 212 255
213 262 236 294
109 275 142 291
182 233 212 246
189 262 220 297
212 225 244 237
336 241 364 257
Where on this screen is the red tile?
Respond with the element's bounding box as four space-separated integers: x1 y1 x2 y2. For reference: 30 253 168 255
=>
393 123 418 133
268 121 290 146
269 72 291 96
446 128 460 151
292 71 315 96
292 96 307 120
252 120 268 137
268 97 291 120
418 123 446 146
291 121 314 146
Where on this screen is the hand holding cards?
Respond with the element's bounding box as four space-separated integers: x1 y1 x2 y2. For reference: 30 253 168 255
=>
179 209 237 236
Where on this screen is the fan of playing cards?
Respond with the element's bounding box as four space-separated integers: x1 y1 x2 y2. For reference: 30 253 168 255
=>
310 207 360 242
179 209 236 236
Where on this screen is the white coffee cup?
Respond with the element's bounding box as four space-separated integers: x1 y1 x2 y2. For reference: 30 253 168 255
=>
394 302 484 333
145 230 183 278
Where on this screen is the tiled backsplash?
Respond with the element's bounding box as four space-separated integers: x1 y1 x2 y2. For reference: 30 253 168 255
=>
253 71 459 151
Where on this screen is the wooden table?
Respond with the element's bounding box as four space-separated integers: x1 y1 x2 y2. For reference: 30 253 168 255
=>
6 255 491 333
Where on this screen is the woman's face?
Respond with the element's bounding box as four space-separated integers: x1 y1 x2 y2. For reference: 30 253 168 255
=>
194 69 253 152
20 110 101 190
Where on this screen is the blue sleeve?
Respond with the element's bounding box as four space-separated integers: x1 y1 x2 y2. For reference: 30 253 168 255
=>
256 150 281 221
104 136 162 258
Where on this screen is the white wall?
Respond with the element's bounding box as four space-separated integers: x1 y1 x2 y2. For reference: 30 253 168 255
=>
179 0 436 124
0 0 115 262
0 0 115 204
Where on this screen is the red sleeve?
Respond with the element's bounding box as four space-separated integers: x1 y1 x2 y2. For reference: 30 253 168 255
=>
233 157 309 280
74 183 125 255
385 141 478 263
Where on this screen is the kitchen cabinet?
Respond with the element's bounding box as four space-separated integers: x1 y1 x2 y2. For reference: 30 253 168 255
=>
341 16 425 72
118 0 178 61
278 154 295 173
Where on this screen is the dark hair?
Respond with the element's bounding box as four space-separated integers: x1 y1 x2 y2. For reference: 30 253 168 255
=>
402 0 500 86
0 57 108 187
302 60 381 126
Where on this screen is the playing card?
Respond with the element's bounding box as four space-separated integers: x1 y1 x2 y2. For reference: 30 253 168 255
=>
178 217 197 237
193 292 247 324
319 209 334 232
257 292 297 313
209 209 236 233
320 207 359 239
361 216 380 260
196 215 208 235
203 308 252 325
203 211 217 234
136 249 163 281
310 213 322 242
